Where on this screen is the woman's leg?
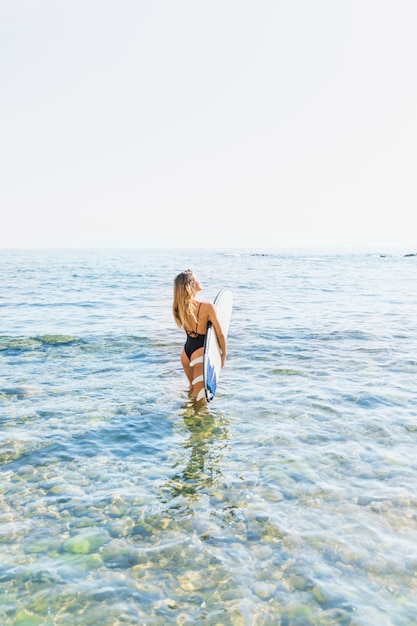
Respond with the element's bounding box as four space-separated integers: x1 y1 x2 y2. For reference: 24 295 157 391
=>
181 348 193 390
189 347 205 402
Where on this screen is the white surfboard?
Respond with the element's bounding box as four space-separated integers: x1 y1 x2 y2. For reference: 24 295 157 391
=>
203 289 233 402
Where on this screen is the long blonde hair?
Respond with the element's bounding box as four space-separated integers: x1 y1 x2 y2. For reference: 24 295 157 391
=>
173 269 198 330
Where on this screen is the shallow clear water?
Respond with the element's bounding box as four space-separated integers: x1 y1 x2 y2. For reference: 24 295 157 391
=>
1 248 417 625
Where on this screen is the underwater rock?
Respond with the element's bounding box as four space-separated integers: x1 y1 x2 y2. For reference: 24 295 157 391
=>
108 516 135 538
62 529 107 554
252 581 277 600
177 570 204 592
13 611 44 626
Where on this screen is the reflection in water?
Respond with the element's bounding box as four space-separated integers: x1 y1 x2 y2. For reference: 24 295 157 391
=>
168 402 229 500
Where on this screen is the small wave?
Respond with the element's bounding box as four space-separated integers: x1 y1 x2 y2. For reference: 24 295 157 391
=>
0 387 34 401
37 335 81 346
311 329 377 342
0 337 43 353
0 335 81 354
272 368 304 376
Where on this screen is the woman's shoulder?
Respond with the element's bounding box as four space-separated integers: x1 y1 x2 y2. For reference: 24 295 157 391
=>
199 301 215 316
199 300 213 308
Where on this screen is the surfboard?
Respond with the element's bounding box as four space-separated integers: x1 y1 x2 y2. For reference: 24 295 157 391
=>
203 289 233 402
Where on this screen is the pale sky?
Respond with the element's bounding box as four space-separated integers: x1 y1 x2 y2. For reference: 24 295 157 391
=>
1 0 416 249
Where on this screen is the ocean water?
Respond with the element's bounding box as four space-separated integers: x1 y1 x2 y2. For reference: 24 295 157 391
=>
1 248 417 626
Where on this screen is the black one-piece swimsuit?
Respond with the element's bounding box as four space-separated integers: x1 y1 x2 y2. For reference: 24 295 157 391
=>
184 302 205 359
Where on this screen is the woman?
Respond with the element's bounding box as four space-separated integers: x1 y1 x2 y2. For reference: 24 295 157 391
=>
173 270 226 403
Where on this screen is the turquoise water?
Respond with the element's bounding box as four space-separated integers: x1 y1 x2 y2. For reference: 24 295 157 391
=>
1 248 417 625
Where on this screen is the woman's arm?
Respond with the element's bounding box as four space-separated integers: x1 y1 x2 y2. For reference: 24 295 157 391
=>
207 303 227 367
